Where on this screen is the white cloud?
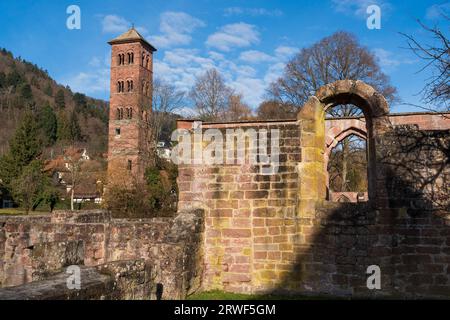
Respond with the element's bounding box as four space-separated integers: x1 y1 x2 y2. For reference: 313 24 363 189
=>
426 3 450 20
101 15 129 33
229 77 267 107
331 0 391 18
149 12 205 48
274 46 298 59
152 41 297 107
88 57 102 67
63 70 109 95
206 23 260 51
224 7 283 17
62 54 110 95
208 51 226 61
239 50 275 63
373 48 415 70
263 62 286 84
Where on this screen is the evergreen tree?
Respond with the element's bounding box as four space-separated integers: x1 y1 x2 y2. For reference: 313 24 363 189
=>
73 92 88 115
11 160 48 214
0 153 18 188
9 111 41 169
57 111 70 141
0 71 5 88
44 83 53 96
20 83 33 100
73 92 87 107
68 110 82 142
6 69 23 88
39 105 58 146
0 111 42 188
55 89 65 108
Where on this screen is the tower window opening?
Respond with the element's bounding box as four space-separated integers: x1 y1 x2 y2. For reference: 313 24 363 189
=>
118 54 125 65
115 128 121 136
117 107 124 120
126 107 133 119
127 80 133 92
127 160 132 171
118 81 124 93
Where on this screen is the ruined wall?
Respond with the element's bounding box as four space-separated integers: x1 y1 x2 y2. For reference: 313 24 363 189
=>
177 121 301 293
176 113 450 298
0 260 155 300
280 128 450 298
0 209 204 300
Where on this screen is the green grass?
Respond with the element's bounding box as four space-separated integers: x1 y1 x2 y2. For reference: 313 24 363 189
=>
187 290 339 300
0 208 50 216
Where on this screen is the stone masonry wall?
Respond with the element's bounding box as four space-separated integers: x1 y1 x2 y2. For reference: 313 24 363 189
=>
177 117 450 298
177 121 301 293
0 209 204 300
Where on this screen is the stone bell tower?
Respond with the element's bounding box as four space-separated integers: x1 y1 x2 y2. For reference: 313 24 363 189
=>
107 27 156 187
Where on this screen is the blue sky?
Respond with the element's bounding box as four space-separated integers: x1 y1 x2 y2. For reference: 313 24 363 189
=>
0 0 448 113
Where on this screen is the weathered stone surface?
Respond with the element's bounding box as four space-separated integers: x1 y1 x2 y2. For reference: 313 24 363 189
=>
0 208 204 300
175 80 450 299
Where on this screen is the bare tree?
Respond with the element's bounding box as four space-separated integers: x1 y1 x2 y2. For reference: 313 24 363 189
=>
256 100 297 120
401 14 449 112
268 31 397 112
269 31 397 191
151 79 185 142
190 68 233 121
46 147 100 210
225 94 253 121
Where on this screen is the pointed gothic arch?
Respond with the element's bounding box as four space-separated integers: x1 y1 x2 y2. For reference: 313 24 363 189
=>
297 80 391 208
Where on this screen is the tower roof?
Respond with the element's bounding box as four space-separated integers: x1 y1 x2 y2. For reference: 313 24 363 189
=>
108 27 157 52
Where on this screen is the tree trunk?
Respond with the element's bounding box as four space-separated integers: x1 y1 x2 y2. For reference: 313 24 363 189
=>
71 187 74 211
342 139 349 192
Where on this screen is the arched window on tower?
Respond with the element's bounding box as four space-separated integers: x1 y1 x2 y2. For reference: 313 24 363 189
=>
126 107 133 119
142 52 145 66
128 52 134 64
117 107 124 120
119 54 125 65
118 81 125 93
127 80 133 92
146 56 149 69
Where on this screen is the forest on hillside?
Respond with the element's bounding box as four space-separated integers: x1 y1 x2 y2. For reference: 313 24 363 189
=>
0 48 109 158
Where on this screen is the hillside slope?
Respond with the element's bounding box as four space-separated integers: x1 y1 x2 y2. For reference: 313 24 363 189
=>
0 48 109 159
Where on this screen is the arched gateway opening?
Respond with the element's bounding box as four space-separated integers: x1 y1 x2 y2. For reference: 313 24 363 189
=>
325 107 369 202
297 80 391 211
